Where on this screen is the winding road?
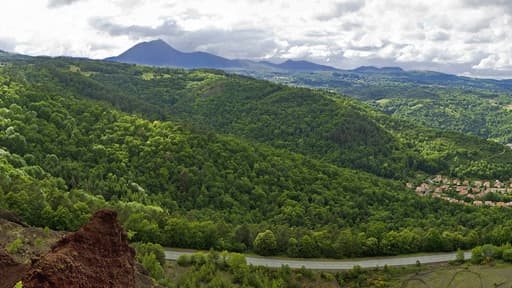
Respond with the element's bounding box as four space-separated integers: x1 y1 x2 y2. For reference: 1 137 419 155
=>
165 249 472 270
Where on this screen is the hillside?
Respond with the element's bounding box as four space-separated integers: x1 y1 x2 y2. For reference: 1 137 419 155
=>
237 67 512 144
8 56 512 180
1 54 512 261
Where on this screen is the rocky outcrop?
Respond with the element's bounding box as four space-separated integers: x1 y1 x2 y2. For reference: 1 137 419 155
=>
20 209 136 288
0 249 27 288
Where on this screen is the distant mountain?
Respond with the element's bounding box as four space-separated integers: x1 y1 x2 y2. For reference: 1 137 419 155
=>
352 66 404 73
260 59 338 71
105 39 239 69
106 39 342 71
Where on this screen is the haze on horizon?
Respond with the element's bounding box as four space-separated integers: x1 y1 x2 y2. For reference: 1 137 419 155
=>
1 0 512 78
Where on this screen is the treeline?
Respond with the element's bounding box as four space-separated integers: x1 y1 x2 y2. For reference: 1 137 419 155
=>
174 250 339 288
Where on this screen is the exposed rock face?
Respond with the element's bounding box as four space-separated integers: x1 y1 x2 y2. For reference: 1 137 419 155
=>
21 209 136 288
0 249 27 288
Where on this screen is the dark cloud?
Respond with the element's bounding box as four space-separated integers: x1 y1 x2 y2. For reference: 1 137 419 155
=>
47 0 83 8
316 0 366 21
90 18 282 59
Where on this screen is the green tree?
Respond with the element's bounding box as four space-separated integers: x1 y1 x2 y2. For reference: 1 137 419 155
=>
503 249 512 263
254 230 277 256
471 246 484 264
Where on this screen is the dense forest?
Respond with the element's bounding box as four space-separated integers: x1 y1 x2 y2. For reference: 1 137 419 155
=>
6 56 512 180
236 67 512 144
2 54 512 262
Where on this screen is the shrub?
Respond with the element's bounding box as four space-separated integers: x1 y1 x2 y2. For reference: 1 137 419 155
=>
471 246 484 264
177 254 191 266
456 248 465 264
132 242 165 266
6 238 23 254
503 249 512 263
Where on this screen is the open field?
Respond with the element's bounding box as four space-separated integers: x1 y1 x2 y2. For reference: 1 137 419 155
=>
400 264 512 288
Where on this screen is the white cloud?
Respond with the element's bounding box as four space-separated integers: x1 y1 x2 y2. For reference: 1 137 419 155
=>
0 0 512 77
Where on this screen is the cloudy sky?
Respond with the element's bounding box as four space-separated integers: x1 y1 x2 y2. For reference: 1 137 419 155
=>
1 0 512 78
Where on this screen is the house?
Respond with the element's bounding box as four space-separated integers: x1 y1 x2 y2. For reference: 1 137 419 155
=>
496 202 507 207
463 180 469 186
474 181 482 187
483 181 491 188
473 201 483 206
485 201 495 206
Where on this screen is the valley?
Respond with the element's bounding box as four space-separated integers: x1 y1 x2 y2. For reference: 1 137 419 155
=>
2 45 512 287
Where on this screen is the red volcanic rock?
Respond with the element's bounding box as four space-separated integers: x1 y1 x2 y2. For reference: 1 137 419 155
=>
21 209 136 288
0 249 27 288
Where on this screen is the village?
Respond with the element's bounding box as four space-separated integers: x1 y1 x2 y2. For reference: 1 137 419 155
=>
409 175 512 207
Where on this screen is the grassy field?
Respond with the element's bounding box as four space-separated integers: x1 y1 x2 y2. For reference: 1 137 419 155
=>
399 263 512 288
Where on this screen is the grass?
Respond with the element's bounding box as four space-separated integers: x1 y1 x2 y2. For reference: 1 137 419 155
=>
398 262 512 288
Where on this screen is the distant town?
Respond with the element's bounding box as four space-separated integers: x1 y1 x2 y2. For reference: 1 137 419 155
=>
409 175 512 207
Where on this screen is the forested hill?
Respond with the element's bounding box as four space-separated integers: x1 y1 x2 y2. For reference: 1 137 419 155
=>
236 67 512 144
4 56 512 180
3 54 512 260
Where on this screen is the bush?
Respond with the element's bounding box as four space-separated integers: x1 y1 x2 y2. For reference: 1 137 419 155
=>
177 254 191 266
132 242 165 266
456 248 465 264
253 230 277 256
503 249 512 263
6 238 23 254
471 246 484 264
191 252 207 265
141 253 164 280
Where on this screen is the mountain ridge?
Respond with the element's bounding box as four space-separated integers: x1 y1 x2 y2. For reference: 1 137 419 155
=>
105 39 240 68
105 39 342 71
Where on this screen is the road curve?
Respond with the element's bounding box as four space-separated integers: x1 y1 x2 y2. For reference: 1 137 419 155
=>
165 249 471 270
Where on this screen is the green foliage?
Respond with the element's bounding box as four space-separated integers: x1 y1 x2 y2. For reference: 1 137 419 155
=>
141 252 165 280
471 246 484 264
132 242 166 266
6 238 23 254
177 254 191 267
132 242 166 283
253 230 277 256
503 249 512 262
176 251 323 288
14 281 23 288
241 67 512 145
456 249 465 263
1 56 512 260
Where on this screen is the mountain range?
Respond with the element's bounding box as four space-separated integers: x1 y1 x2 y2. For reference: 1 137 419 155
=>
105 39 343 71
105 40 512 144
105 39 512 88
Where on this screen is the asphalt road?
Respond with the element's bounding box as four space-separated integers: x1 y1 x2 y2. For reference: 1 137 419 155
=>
165 249 472 270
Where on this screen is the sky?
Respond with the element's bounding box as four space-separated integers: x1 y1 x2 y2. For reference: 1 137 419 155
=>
1 0 512 78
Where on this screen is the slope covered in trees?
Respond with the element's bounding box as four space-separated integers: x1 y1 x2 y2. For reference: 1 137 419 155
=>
5 57 512 180
236 68 512 144
1 55 512 259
